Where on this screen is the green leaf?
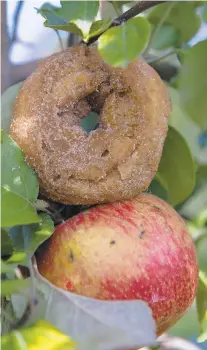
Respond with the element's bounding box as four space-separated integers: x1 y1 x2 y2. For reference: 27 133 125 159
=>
1 320 77 350
167 87 207 164
37 3 82 36
180 184 207 220
1 261 16 274
148 179 168 202
150 24 180 50
86 20 112 41
4 252 28 265
193 1 205 8
109 1 132 15
196 271 207 341
156 126 196 206
179 40 207 129
197 330 207 343
109 1 132 6
148 2 201 44
195 208 207 228
1 228 13 256
1 187 40 228
1 130 39 202
203 4 207 23
197 165 207 184
186 211 207 246
1 130 39 227
98 17 150 68
38 1 99 39
1 279 31 296
8 214 54 265
99 1 117 22
1 82 23 133
60 0 99 38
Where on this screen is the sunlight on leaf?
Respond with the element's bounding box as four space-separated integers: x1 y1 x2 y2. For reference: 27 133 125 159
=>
60 0 99 38
1 320 77 350
1 279 31 296
38 1 99 39
98 17 150 68
1 130 39 202
1 130 39 227
1 187 40 228
86 19 112 42
5 252 27 265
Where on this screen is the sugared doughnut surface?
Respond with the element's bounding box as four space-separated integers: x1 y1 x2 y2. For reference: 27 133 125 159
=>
9 44 171 204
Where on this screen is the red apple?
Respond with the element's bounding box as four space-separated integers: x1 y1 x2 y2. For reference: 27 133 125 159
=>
36 194 198 336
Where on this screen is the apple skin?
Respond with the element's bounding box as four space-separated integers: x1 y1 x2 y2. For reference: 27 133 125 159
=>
36 194 198 336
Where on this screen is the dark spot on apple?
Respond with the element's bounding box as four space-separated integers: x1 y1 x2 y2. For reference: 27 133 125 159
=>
139 231 145 239
153 205 161 210
69 248 74 262
110 240 116 245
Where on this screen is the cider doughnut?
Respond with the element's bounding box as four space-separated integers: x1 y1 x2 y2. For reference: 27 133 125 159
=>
9 44 171 205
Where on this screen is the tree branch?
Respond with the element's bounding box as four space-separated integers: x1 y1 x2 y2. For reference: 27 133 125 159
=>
11 299 38 330
146 50 176 64
67 33 79 48
12 1 24 42
55 30 64 51
87 1 166 45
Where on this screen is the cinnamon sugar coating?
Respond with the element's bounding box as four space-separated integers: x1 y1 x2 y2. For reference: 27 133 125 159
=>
9 44 171 205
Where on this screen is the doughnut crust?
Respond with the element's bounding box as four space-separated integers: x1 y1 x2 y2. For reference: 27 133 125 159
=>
9 44 171 205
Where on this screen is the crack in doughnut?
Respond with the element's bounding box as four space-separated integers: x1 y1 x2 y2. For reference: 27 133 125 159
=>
9 44 171 205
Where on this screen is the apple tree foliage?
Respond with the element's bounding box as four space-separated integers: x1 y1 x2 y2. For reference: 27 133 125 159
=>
1 1 207 349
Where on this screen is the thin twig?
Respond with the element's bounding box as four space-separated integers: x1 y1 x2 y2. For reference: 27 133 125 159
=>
87 1 166 45
1 308 14 324
12 1 24 42
146 50 176 64
67 33 79 47
10 258 39 330
55 30 64 51
11 299 38 330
